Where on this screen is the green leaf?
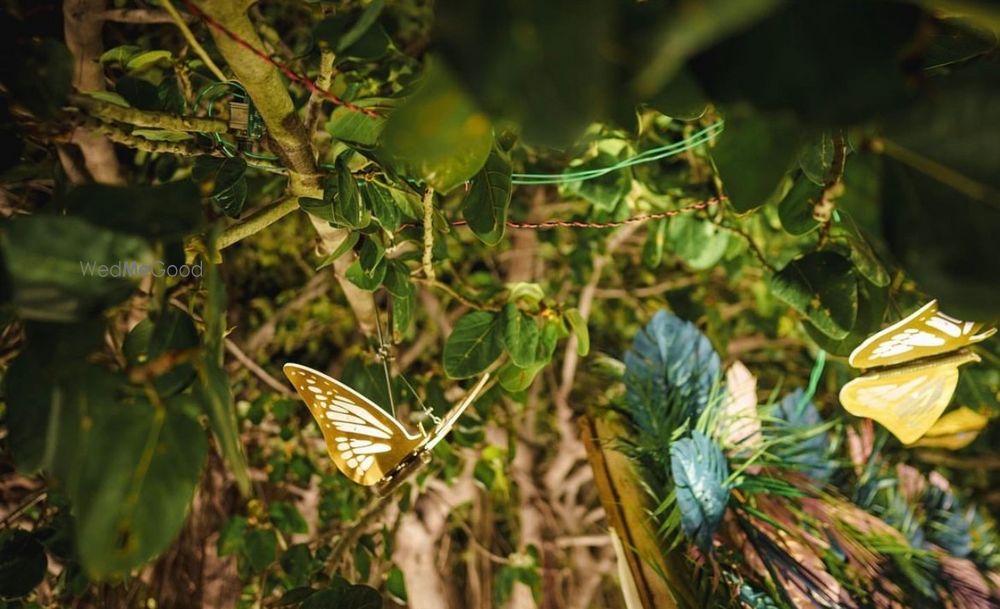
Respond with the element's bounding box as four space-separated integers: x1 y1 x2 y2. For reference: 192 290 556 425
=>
2 321 103 472
443 311 503 379
0 38 73 118
0 215 153 322
115 76 161 111
690 0 922 124
670 431 731 553
280 544 316 587
387 566 408 603
805 277 887 357
193 156 248 218
563 151 631 212
131 129 193 142
647 69 710 121
279 587 317 607
123 308 199 397
879 58 1000 317
345 257 387 291
217 517 247 557
84 90 131 108
358 235 385 272
194 254 250 496
361 182 400 231
798 133 836 186
326 99 392 148
713 110 807 213
383 261 413 298
300 196 335 223
828 213 890 288
500 304 540 368
314 10 392 61
338 0 385 52
777 174 821 235
62 382 207 579
316 232 360 270
125 50 172 72
269 502 308 536
506 283 545 310
642 219 667 268
354 545 371 581
462 146 512 246
924 16 997 71
0 530 47 599
66 181 204 240
392 287 415 338
330 156 370 229
770 251 858 339
382 59 492 193
667 214 731 270
563 308 589 357
435 0 612 144
498 360 543 393
302 583 382 609
244 528 278 574
100 45 142 65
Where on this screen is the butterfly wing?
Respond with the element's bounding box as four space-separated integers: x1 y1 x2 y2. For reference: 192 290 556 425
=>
839 351 980 444
283 363 424 486
848 300 995 369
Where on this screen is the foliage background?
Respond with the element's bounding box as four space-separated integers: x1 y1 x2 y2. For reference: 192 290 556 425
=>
0 0 998 608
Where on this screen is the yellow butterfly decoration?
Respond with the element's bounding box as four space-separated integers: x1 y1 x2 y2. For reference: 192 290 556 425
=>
839 300 995 444
910 406 989 450
283 363 490 496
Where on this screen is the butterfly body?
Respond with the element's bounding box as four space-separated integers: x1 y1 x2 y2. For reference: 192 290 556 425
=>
283 363 488 494
839 300 995 444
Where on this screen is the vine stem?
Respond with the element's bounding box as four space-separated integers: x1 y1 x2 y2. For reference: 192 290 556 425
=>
0 488 47 528
161 0 228 81
421 187 436 281
815 131 847 246
717 221 777 274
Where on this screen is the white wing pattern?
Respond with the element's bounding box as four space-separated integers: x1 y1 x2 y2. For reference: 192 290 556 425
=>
283 363 423 486
848 300 995 369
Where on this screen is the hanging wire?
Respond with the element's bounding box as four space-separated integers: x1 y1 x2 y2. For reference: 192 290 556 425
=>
511 121 723 185
372 297 398 417
371 294 440 425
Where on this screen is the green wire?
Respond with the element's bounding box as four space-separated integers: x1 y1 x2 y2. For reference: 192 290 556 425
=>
193 82 724 185
511 121 724 185
798 350 827 417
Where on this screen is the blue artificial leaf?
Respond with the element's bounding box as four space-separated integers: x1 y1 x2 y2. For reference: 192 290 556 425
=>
670 431 731 553
773 388 834 482
923 485 972 558
623 310 721 439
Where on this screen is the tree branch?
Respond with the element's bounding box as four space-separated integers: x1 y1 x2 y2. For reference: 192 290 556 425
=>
193 0 376 334
101 8 193 24
72 93 229 133
89 120 220 157
162 0 228 81
62 0 126 184
217 195 300 250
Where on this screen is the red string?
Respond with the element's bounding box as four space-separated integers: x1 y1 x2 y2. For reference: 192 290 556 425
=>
398 198 725 232
179 0 378 117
